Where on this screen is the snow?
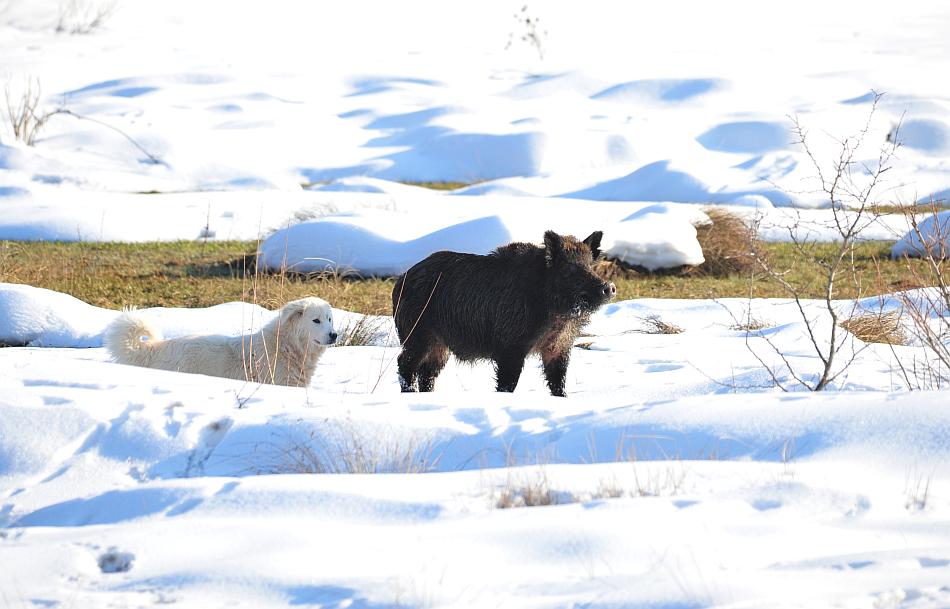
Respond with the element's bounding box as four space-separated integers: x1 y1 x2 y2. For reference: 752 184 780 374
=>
3 0 950 605
259 214 514 276
892 210 950 260
2 285 950 607
602 204 707 271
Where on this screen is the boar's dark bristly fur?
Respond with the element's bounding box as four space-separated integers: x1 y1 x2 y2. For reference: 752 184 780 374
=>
392 230 616 397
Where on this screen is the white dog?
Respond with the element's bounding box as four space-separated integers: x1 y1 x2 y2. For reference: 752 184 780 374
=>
104 297 337 386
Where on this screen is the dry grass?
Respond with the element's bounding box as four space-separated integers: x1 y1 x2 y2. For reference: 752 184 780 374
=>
839 311 907 345
335 314 390 347
692 208 762 277
730 317 773 332
495 472 560 509
867 202 950 215
0 239 936 314
0 240 395 315
4 78 51 146
253 426 440 475
637 315 684 335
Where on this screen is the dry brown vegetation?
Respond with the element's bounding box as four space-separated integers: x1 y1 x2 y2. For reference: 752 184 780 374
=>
839 311 907 345
0 237 937 315
0 240 395 314
692 207 762 277
637 315 684 335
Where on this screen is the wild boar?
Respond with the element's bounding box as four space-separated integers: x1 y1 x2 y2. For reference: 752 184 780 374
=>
392 230 615 396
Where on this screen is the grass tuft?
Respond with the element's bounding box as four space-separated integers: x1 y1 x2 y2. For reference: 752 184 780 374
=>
335 314 390 347
253 426 440 475
637 315 684 335
693 208 762 277
839 310 907 345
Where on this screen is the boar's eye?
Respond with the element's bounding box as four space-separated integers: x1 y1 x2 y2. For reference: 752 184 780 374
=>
312 318 322 324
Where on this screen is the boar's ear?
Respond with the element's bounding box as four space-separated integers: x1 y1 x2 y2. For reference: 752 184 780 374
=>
543 230 563 266
582 231 604 259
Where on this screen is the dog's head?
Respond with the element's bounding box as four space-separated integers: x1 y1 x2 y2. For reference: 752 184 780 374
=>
280 296 338 347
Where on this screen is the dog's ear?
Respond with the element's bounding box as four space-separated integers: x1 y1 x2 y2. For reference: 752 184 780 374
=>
283 300 307 321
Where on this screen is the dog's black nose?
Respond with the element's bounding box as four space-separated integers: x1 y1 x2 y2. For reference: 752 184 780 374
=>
329 332 338 344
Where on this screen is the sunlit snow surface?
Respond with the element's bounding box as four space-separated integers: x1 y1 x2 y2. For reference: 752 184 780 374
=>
3 1 950 606
2 283 950 608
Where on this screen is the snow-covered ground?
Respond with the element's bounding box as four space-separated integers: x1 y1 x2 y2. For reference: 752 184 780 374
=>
3 1 950 607
2 283 950 608
2 1 950 268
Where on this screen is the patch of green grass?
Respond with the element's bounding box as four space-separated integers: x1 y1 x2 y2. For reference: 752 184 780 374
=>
0 240 927 314
0 240 395 314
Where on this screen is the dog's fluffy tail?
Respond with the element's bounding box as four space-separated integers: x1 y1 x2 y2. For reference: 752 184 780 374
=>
104 308 163 366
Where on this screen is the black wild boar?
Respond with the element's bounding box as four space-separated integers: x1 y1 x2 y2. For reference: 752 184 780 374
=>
392 230 616 397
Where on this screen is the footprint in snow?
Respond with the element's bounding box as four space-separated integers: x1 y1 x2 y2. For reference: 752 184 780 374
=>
98 547 135 574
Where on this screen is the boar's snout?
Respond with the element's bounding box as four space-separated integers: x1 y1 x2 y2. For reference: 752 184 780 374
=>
602 282 617 298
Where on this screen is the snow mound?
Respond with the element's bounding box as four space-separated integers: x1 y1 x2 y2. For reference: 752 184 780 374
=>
892 210 950 259
564 160 786 205
0 283 382 348
697 120 792 154
603 204 706 271
451 181 535 197
0 283 116 347
896 119 950 155
258 214 512 276
377 131 547 182
591 78 725 104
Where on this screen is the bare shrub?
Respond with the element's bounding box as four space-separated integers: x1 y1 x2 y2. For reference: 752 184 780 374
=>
4 78 50 145
892 201 950 386
4 77 162 163
505 4 547 60
56 0 117 34
839 311 907 345
749 92 899 391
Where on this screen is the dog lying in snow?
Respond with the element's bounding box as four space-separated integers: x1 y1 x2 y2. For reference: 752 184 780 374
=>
104 297 338 386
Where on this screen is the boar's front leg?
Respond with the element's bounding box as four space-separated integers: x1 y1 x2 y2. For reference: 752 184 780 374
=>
494 348 528 393
542 348 571 397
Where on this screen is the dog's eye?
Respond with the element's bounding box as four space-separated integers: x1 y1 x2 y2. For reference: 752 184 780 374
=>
312 318 321 324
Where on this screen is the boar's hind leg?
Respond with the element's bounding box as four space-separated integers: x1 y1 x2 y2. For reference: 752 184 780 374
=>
417 343 449 392
494 349 528 393
397 340 427 392
396 349 418 392
542 348 571 397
